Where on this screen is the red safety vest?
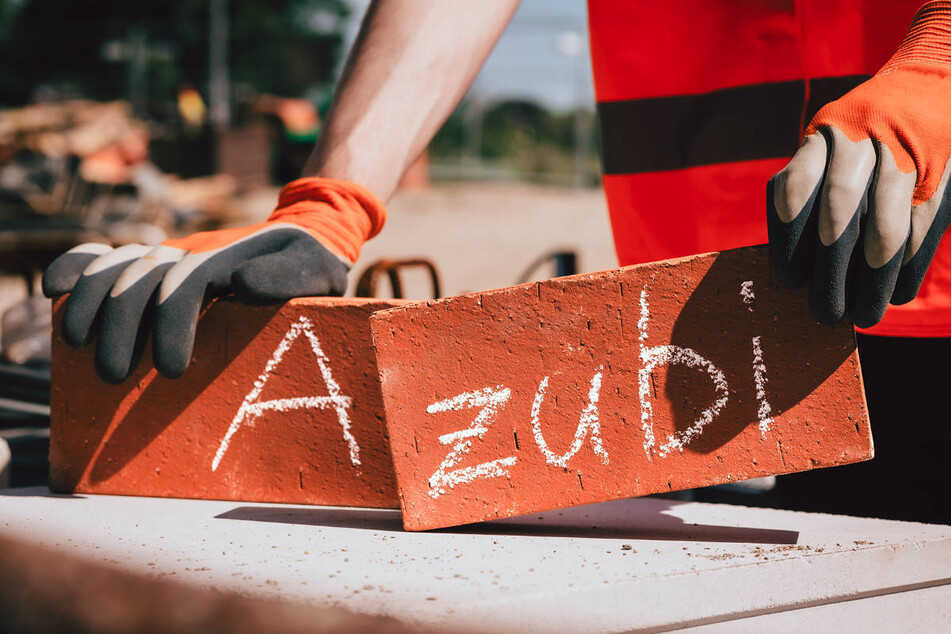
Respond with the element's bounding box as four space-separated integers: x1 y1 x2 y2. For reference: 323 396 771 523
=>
588 0 951 337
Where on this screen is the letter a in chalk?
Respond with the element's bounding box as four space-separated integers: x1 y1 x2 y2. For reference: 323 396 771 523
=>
212 316 357 472
531 368 609 468
637 289 730 458
426 386 515 499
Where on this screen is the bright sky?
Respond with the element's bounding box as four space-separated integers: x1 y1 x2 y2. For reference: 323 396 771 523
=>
343 0 595 111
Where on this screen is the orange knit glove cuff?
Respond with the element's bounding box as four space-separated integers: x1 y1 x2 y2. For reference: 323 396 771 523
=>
269 177 387 264
880 1 951 73
804 1 951 206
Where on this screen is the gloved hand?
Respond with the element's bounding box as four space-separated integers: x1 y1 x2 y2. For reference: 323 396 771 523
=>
768 1 951 327
43 177 386 383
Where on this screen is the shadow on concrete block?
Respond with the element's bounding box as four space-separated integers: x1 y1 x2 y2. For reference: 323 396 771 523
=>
216 498 799 545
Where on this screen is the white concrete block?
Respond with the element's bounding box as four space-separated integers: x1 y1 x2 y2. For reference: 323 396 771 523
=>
682 584 951 633
0 487 948 633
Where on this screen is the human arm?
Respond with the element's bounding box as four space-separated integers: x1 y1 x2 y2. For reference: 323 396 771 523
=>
304 0 521 201
42 0 520 382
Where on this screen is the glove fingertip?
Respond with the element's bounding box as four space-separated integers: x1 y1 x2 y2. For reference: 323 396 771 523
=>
890 275 924 306
95 308 149 385
60 326 88 349
766 179 816 290
42 275 70 299
42 254 98 297
850 288 890 328
893 194 951 305
847 249 903 328
94 353 134 385
809 295 846 326
850 296 890 328
154 352 189 380
153 310 198 380
61 300 96 348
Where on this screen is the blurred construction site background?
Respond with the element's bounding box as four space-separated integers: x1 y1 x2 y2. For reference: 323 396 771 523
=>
0 0 618 490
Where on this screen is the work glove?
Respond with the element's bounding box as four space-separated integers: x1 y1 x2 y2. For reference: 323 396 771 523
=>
43 177 386 383
768 1 951 327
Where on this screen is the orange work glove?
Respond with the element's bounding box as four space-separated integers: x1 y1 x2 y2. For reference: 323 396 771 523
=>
42 177 385 383
768 1 951 327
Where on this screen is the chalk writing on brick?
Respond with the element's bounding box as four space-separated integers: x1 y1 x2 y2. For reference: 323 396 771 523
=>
638 288 730 458
426 386 515 498
212 316 358 472
530 367 608 468
419 285 786 498
743 281 775 437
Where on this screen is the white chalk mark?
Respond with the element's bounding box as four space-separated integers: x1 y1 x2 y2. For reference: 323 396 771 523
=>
431 457 518 498
638 289 656 454
240 396 352 419
751 336 774 437
428 386 508 415
641 345 730 457
637 289 730 458
426 386 514 498
637 289 650 341
740 280 755 311
530 368 609 468
740 281 774 438
212 316 358 472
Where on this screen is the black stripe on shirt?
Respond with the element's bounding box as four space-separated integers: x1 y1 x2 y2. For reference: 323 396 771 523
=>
597 75 869 175
806 75 869 122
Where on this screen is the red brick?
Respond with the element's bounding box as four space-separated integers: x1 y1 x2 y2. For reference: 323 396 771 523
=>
50 296 404 508
370 247 873 531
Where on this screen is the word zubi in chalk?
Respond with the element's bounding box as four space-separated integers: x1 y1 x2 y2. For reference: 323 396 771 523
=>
425 282 774 499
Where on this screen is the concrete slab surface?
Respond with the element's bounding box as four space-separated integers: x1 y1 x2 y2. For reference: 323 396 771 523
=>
0 487 948 633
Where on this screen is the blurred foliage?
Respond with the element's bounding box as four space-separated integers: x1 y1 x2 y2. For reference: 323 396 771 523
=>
0 0 603 185
431 100 601 186
0 0 349 108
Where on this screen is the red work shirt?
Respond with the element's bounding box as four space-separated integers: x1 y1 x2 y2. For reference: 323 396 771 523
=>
588 0 951 337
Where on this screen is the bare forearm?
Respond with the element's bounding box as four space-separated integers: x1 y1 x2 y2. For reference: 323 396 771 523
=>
302 0 519 201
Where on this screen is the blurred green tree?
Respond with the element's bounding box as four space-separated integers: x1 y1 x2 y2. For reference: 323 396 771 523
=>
0 0 349 110
430 99 601 186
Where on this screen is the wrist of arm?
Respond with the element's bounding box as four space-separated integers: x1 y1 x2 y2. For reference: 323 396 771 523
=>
302 0 520 202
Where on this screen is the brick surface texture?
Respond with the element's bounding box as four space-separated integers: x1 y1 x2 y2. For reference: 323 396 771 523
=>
50 297 403 508
371 247 873 531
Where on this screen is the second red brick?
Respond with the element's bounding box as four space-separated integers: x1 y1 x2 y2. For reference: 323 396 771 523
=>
371 247 873 531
